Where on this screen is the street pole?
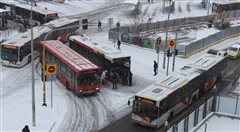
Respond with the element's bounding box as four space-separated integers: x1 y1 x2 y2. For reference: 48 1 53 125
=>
30 0 36 126
166 49 170 76
163 0 171 69
172 29 178 72
207 0 210 16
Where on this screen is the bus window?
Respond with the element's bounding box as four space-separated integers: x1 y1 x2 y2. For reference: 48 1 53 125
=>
77 73 100 86
20 44 31 61
133 100 158 121
1 45 18 61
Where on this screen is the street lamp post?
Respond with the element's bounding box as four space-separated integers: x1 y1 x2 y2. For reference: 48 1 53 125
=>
30 0 36 126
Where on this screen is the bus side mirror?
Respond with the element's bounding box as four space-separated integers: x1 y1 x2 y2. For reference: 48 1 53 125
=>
128 100 130 105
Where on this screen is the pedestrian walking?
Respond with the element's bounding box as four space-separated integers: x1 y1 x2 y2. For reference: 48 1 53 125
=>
128 71 132 86
116 21 120 31
153 60 158 76
98 20 102 31
22 125 30 132
117 39 121 50
101 70 107 85
112 72 118 89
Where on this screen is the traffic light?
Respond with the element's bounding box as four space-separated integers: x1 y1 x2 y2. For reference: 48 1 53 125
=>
175 49 178 56
82 19 88 30
167 49 172 57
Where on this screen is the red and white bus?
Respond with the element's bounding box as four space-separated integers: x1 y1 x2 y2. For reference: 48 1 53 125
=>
40 40 101 95
69 35 131 83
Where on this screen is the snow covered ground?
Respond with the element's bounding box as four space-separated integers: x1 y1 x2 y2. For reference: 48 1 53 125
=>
1 0 240 132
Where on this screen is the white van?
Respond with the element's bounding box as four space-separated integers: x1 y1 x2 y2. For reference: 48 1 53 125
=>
227 43 240 59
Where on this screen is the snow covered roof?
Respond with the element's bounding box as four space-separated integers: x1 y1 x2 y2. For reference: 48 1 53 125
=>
187 53 225 71
0 1 57 15
43 18 79 28
0 8 9 13
69 35 130 62
42 40 99 73
135 66 201 103
1 26 52 47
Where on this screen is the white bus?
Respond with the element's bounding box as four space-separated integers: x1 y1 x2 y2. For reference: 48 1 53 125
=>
129 53 227 128
1 26 51 67
1 18 79 67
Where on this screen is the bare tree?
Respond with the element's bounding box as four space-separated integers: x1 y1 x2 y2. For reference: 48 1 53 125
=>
178 3 182 13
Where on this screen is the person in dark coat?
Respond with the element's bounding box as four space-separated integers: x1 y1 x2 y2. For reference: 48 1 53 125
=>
22 125 30 132
128 71 132 86
117 39 121 50
112 72 118 89
153 60 158 76
98 20 102 31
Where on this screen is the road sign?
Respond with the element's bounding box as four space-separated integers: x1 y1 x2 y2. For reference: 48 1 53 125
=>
168 40 175 49
157 37 162 47
47 64 57 75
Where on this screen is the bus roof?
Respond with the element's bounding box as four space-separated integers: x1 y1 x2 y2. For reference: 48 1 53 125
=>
0 1 57 15
135 67 201 102
230 43 240 48
187 53 225 71
42 40 100 73
44 18 79 29
0 8 9 13
69 35 130 62
2 26 51 47
213 0 240 5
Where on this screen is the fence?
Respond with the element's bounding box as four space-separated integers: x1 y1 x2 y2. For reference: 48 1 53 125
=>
109 10 240 58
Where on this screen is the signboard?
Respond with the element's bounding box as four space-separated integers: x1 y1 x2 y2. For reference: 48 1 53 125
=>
168 40 175 49
46 64 57 75
157 37 162 47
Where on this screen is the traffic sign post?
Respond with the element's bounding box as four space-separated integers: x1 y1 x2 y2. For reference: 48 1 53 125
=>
168 39 175 49
47 64 57 75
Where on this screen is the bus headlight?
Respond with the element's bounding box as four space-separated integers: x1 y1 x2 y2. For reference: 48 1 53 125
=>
96 87 100 90
79 90 82 92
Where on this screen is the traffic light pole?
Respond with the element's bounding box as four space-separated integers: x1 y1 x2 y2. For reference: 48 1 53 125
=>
166 49 170 76
172 29 178 72
163 0 171 69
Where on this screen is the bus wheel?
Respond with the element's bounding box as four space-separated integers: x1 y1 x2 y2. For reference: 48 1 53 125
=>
66 82 70 90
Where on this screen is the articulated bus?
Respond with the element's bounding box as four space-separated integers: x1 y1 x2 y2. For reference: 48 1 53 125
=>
43 18 80 42
41 40 101 95
212 1 240 14
69 35 131 83
1 26 51 67
0 1 58 25
1 18 79 67
129 52 227 128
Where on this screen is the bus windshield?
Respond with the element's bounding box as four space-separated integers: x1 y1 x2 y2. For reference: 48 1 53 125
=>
229 47 238 52
1 45 18 61
133 100 159 121
212 4 220 11
77 72 100 86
